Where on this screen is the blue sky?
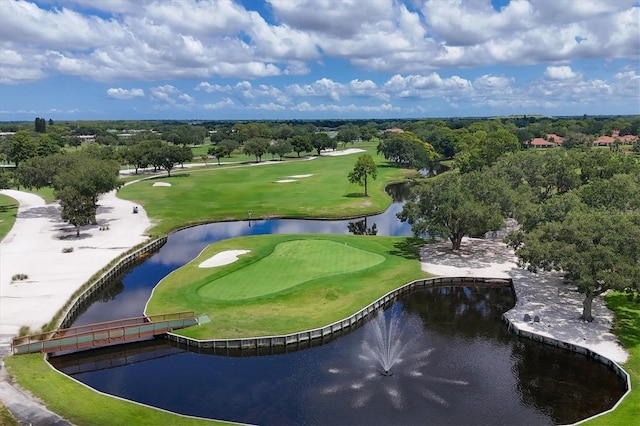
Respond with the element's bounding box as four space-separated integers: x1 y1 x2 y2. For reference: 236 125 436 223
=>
0 0 638 121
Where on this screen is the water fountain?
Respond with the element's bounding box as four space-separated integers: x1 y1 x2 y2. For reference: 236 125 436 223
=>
361 311 409 376
322 308 470 412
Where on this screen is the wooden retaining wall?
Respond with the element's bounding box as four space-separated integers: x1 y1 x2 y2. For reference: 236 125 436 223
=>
58 237 168 329
165 276 511 351
503 316 632 424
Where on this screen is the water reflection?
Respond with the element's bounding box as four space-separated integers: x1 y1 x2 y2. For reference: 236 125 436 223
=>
348 217 378 235
51 286 625 425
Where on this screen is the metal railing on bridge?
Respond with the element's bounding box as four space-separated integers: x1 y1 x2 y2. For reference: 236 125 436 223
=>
11 311 197 355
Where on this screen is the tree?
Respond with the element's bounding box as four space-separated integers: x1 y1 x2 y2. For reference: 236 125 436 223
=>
53 154 120 217
377 131 439 170
454 129 519 173
219 139 240 157
68 136 82 149
8 130 37 167
164 125 206 146
208 145 230 165
58 186 96 237
508 210 640 322
272 124 294 140
149 144 189 177
0 169 10 189
311 132 332 155
336 124 360 146
34 117 46 133
399 171 506 250
268 139 293 160
121 142 153 174
36 134 61 157
562 132 591 149
291 134 312 157
243 138 270 162
348 154 377 197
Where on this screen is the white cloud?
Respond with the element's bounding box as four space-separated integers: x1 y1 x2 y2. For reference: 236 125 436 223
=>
150 85 194 104
613 70 640 98
195 82 232 93
2 0 638 84
106 88 145 100
257 103 285 111
286 78 345 101
204 98 235 109
544 66 578 80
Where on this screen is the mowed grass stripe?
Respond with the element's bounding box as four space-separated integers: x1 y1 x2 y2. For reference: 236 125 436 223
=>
197 239 385 300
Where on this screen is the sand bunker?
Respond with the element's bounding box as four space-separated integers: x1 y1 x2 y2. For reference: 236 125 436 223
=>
276 179 297 183
199 250 250 268
322 148 365 156
153 182 171 187
289 174 313 178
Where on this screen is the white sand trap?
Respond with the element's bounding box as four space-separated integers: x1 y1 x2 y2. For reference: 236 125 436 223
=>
289 174 313 178
199 250 250 268
276 179 297 183
153 182 171 187
321 148 365 156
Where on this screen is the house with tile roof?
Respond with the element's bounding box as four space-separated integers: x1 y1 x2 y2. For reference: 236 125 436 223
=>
524 133 565 148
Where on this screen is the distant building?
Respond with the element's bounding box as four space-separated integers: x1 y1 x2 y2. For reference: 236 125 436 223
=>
0 132 16 139
384 128 404 134
77 135 96 143
524 133 565 148
593 131 638 146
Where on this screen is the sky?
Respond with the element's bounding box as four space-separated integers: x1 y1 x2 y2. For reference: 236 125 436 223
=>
0 0 639 121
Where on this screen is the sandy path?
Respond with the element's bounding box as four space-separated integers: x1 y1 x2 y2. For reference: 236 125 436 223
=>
0 189 151 341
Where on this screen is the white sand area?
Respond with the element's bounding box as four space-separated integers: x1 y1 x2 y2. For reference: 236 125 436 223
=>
420 236 629 364
199 250 250 268
276 179 297 183
321 148 365 156
289 174 313 178
153 182 171 187
0 189 151 341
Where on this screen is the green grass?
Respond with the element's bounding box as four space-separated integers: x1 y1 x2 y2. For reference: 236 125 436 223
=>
2 354 226 426
196 239 384 300
584 292 639 425
0 402 18 426
146 234 429 339
117 144 417 236
0 194 18 241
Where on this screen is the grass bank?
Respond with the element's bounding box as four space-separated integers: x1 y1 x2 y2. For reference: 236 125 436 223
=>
585 292 639 425
3 354 227 426
0 194 18 241
146 234 428 339
117 145 416 235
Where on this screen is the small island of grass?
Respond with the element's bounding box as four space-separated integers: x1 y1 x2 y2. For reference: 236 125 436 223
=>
145 234 428 339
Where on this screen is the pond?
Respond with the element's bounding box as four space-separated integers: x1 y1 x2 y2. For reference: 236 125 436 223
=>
49 182 626 425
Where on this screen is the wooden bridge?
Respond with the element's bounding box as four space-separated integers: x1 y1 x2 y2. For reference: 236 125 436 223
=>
11 311 198 355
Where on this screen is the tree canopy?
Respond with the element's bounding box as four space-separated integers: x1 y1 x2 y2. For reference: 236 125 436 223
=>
504 149 640 321
399 170 508 250
377 131 439 170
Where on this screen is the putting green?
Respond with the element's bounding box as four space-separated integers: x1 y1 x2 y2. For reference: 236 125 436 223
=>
197 239 385 300
146 234 426 338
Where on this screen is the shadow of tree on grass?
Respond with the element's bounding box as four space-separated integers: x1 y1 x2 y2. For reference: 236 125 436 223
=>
388 237 424 260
